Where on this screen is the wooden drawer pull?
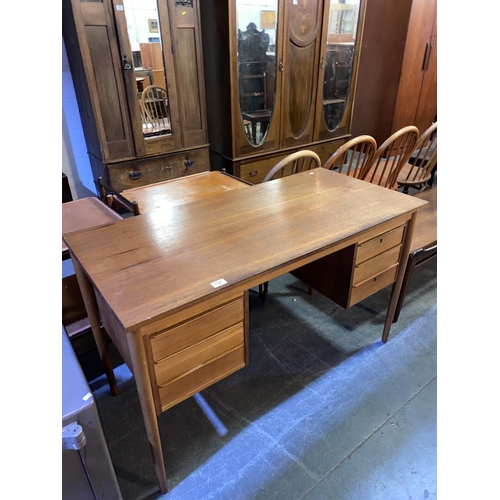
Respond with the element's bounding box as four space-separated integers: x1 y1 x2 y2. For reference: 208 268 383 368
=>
248 170 259 177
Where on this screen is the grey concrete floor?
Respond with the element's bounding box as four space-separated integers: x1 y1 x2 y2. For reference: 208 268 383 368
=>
78 257 437 500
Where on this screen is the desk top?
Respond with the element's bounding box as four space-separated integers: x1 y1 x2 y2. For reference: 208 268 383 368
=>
62 197 122 253
121 171 250 215
64 169 426 332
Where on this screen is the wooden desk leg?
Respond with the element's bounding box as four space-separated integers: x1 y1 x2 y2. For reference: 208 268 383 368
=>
70 251 119 397
381 212 417 343
393 253 417 323
126 330 168 494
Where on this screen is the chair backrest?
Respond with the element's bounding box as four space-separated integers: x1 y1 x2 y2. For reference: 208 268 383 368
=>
398 122 437 185
141 85 170 132
323 135 377 178
360 125 419 189
263 150 322 182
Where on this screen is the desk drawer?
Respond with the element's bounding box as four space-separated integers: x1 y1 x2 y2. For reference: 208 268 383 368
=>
353 245 401 286
356 225 405 264
150 297 244 363
154 323 244 387
158 345 246 411
350 265 398 306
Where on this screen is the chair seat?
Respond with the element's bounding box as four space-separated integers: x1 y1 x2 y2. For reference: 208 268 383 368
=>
396 162 432 187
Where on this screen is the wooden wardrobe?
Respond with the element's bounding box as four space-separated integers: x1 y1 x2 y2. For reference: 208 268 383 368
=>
351 0 437 144
200 0 367 184
62 0 209 192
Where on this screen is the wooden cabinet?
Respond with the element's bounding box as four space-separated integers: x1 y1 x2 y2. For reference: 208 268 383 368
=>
199 0 367 182
62 0 209 192
351 0 437 144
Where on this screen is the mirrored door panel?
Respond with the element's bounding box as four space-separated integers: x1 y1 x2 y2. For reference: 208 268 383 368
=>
322 0 359 132
236 0 278 146
122 0 172 139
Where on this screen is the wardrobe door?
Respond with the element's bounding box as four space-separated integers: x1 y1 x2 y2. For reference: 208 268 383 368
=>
392 0 437 133
314 0 366 141
414 19 437 133
63 0 136 162
111 0 180 157
280 0 323 148
233 0 283 158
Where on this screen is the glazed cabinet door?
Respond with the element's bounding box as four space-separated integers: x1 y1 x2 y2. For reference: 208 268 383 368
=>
314 0 366 141
112 0 179 158
279 0 323 149
63 0 136 162
232 0 283 158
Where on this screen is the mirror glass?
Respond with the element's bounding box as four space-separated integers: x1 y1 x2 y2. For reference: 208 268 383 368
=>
236 1 278 146
123 0 172 138
323 0 359 131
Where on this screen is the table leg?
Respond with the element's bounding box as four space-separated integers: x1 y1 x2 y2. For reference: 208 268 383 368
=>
393 253 417 323
381 212 417 343
70 251 119 396
126 330 168 494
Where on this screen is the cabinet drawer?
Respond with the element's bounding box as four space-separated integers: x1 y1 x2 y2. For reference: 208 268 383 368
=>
107 147 210 191
356 225 405 264
239 152 290 184
353 245 401 285
154 323 244 387
150 297 244 362
159 345 246 411
350 265 398 306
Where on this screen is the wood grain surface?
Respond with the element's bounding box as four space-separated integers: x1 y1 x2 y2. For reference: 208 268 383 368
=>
64 168 426 331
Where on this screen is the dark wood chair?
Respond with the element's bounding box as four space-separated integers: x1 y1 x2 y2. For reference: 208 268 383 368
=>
360 125 419 190
396 122 437 193
323 135 377 178
97 177 140 216
393 187 437 322
258 150 321 299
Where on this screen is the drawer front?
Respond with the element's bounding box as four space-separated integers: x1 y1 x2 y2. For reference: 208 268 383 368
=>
307 138 347 165
239 152 291 184
107 147 210 191
159 345 246 411
350 265 398 306
150 297 244 362
154 323 244 387
353 245 401 286
356 225 405 264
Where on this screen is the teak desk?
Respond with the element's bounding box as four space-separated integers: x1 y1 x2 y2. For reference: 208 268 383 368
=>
64 168 426 493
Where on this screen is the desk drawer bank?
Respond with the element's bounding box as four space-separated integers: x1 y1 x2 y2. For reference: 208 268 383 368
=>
96 289 249 413
292 220 406 308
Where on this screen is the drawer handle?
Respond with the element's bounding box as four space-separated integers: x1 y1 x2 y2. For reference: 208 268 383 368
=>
248 170 259 177
373 277 377 282
379 238 383 243
129 170 142 181
184 159 195 173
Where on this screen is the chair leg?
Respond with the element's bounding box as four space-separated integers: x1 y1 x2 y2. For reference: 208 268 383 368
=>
259 281 269 301
308 285 313 295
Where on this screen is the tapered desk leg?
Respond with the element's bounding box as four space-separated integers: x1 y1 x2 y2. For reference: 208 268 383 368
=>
70 251 119 396
381 212 418 343
126 330 168 494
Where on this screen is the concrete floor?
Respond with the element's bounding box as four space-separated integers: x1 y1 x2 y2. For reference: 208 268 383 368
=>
77 255 437 500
